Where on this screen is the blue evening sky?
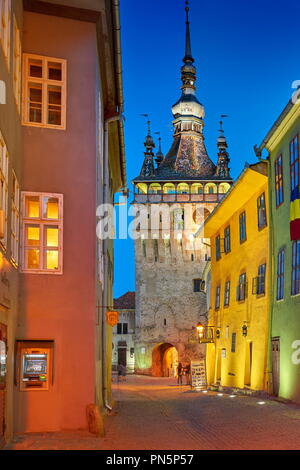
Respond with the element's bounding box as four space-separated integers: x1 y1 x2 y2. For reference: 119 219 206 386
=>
113 0 300 299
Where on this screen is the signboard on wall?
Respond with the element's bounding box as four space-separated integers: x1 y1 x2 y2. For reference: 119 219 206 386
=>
191 359 207 390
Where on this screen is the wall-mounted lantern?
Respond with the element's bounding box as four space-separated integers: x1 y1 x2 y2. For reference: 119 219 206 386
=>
242 324 248 337
196 323 214 343
216 329 221 339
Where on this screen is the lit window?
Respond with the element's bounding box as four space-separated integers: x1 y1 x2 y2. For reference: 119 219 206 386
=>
0 131 9 249
13 16 21 113
0 0 11 69
21 192 63 274
22 54 67 129
11 171 20 266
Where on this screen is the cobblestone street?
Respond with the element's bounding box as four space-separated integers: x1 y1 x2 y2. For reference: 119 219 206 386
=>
7 374 300 450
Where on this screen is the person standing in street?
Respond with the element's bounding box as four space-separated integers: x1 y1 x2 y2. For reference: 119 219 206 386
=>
185 363 191 385
177 362 183 385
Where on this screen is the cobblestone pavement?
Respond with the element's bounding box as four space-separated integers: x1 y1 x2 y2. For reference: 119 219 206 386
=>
6 374 300 450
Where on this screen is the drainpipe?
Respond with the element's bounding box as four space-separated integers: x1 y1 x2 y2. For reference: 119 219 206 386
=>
102 114 123 411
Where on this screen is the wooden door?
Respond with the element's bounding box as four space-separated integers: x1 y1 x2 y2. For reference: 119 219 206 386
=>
0 323 7 447
244 342 253 386
272 337 280 396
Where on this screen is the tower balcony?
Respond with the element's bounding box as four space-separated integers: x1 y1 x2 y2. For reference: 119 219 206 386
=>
133 181 232 204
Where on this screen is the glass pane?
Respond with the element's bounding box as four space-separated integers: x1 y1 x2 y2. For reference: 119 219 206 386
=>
29 59 43 78
27 249 40 269
25 196 40 218
48 62 62 81
29 83 42 123
48 86 61 126
43 197 59 219
26 226 40 246
46 250 58 270
45 227 58 247
0 340 6 382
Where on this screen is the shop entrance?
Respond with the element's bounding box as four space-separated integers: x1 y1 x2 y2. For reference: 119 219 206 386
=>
0 323 7 448
152 343 178 377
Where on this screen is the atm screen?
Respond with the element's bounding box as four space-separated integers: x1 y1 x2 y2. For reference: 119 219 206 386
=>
23 354 47 375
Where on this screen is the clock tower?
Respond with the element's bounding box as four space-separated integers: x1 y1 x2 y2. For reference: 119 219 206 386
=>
132 2 233 376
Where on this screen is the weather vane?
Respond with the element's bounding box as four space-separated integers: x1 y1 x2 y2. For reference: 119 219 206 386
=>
140 113 151 135
220 114 228 132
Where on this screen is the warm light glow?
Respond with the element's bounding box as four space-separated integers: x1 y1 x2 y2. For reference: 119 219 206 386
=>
46 227 58 247
27 226 40 245
257 401 266 405
44 198 59 219
229 395 236 398
46 250 58 270
26 197 40 218
218 393 223 396
27 249 40 269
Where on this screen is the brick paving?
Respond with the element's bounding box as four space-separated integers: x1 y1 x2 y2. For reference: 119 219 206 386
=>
6 374 300 450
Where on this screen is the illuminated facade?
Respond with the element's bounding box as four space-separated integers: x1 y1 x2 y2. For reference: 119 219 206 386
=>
255 98 300 401
112 292 136 374
0 0 126 445
133 4 233 376
204 163 269 392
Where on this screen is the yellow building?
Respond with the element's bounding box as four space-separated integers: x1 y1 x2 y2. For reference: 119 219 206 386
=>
203 162 269 392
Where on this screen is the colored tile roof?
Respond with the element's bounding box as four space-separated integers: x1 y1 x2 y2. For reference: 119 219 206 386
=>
114 291 135 310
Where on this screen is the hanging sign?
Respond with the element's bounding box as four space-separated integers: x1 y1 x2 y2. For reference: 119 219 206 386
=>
106 310 119 327
191 359 207 390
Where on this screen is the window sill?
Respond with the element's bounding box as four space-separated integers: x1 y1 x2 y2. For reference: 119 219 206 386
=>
21 269 63 275
22 121 66 131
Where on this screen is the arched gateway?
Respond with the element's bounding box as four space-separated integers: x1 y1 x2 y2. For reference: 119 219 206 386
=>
152 343 178 377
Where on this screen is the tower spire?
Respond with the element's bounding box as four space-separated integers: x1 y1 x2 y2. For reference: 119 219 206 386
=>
184 1 194 63
181 1 196 93
216 115 231 178
139 114 155 177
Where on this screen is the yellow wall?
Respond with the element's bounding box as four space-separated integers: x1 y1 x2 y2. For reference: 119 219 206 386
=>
206 170 269 391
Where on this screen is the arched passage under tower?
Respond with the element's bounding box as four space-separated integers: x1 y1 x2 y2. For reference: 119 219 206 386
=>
152 343 178 377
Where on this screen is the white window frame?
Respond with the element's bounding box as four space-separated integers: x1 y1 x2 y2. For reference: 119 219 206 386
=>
11 170 20 267
21 192 63 274
13 16 21 113
22 53 67 130
0 131 9 250
0 0 11 69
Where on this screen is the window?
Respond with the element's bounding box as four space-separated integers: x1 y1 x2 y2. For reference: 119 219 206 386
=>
277 249 285 300
21 192 63 274
224 226 231 253
11 171 20 266
0 131 9 249
22 54 67 129
224 281 230 306
13 17 21 113
237 273 247 301
257 263 266 295
239 212 247 243
275 155 284 207
215 285 220 309
231 333 236 353
0 0 11 68
216 235 221 260
257 193 267 229
193 279 201 292
117 323 128 335
291 240 300 296
290 135 299 197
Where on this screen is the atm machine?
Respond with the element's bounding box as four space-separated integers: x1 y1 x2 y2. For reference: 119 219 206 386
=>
20 347 51 391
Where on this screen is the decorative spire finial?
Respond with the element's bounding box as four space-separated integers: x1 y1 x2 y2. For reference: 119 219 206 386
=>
216 115 230 178
183 1 193 64
154 132 164 167
141 114 155 153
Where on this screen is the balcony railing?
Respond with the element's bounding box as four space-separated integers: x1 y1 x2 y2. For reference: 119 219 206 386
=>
133 193 226 204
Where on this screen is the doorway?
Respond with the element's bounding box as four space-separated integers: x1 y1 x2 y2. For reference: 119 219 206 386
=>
0 323 7 448
118 348 127 368
215 349 222 384
152 343 178 377
244 341 253 387
272 337 280 396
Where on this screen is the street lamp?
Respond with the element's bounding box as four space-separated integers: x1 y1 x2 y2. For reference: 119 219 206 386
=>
196 322 205 340
242 324 248 337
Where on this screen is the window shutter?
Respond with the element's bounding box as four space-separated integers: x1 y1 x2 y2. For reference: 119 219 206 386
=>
252 277 258 295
